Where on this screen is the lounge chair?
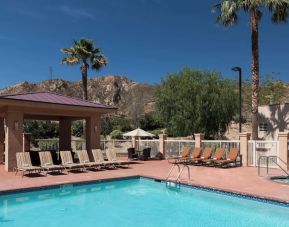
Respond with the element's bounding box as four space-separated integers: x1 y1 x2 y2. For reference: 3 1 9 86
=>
60 151 85 171
39 151 65 175
76 150 100 169
15 152 42 177
106 149 130 167
168 146 191 163
201 148 225 166
188 147 212 165
214 148 240 168
92 149 116 168
177 147 202 164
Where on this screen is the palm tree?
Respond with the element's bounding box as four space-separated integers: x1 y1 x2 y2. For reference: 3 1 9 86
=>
214 0 288 140
61 38 108 100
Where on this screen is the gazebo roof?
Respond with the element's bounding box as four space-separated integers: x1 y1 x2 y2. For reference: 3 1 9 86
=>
0 91 116 110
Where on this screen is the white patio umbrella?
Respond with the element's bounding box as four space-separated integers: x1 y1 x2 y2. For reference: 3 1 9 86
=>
123 128 154 137
123 128 154 152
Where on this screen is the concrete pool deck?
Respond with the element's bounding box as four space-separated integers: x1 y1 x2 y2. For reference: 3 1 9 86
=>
0 160 288 203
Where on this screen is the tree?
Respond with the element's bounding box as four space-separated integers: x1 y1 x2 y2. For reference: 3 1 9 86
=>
214 0 289 139
139 113 163 131
156 68 238 138
101 115 113 138
72 120 84 137
24 120 59 145
61 38 107 100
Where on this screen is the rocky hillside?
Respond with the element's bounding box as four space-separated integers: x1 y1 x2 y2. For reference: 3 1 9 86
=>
0 75 156 116
1 75 288 139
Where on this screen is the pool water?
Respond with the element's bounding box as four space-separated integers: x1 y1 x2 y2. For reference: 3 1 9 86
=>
0 178 289 227
272 177 289 184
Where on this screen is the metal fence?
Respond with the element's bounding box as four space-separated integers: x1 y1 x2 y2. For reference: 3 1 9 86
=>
248 140 279 168
35 139 132 154
35 138 87 152
138 139 159 157
165 140 195 157
101 140 132 156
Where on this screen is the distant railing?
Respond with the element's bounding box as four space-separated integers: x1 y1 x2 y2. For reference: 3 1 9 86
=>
35 139 86 152
35 139 59 151
248 140 279 168
139 139 159 157
165 140 195 157
101 140 132 156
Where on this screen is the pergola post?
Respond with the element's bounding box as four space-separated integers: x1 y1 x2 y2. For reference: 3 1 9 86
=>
4 111 24 171
59 118 72 151
0 117 4 164
86 115 101 160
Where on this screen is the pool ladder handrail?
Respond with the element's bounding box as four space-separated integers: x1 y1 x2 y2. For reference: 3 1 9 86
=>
165 162 191 184
258 155 289 177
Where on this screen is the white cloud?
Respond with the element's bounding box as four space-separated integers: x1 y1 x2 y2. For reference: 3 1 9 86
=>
59 5 96 20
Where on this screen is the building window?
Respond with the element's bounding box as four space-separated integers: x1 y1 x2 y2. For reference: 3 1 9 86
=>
259 123 268 132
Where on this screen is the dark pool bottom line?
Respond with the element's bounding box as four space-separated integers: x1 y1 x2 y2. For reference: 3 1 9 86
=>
0 175 289 208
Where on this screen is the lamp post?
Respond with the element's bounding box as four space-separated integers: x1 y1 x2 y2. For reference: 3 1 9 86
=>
231 66 242 133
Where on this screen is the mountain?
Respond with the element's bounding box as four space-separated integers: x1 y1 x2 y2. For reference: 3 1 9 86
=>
1 75 288 139
0 75 156 116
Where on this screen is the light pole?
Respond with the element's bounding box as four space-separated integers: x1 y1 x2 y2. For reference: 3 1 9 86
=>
232 67 242 133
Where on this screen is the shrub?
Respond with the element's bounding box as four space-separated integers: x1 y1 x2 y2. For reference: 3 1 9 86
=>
149 129 162 138
110 130 123 139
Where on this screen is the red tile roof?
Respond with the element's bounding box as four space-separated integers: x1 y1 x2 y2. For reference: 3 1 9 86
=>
0 92 116 109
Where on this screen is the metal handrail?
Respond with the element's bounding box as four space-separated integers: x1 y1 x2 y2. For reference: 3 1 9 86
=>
271 156 289 177
165 162 191 184
175 164 191 183
258 155 289 177
165 163 181 181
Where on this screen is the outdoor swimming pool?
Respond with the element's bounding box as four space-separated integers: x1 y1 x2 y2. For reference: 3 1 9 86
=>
0 177 289 227
272 176 289 184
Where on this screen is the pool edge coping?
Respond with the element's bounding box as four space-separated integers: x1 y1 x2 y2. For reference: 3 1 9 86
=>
0 174 289 207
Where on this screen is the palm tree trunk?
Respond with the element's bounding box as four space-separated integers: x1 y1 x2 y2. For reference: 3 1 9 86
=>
251 10 260 140
81 63 88 100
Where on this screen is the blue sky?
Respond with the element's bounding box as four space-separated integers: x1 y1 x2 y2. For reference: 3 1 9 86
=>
0 0 288 88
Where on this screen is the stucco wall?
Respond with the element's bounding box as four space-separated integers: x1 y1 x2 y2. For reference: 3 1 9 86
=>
258 103 289 140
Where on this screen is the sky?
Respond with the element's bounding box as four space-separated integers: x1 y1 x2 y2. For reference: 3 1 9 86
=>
0 0 288 88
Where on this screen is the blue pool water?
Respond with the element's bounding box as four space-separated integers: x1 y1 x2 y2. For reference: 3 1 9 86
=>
1 178 289 227
272 177 289 184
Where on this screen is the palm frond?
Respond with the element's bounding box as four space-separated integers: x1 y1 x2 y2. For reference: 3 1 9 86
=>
214 1 240 26
265 0 289 23
61 38 108 70
91 54 108 70
61 57 80 65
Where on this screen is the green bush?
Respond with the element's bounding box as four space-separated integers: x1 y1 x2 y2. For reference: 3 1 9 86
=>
149 129 162 138
37 139 59 150
140 114 163 131
110 130 123 139
72 120 84 138
156 68 238 138
112 117 132 132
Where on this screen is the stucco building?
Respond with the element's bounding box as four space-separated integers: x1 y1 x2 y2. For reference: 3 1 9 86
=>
258 103 289 140
0 92 116 171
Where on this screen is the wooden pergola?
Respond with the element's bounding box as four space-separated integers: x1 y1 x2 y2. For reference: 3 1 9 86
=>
0 92 116 171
